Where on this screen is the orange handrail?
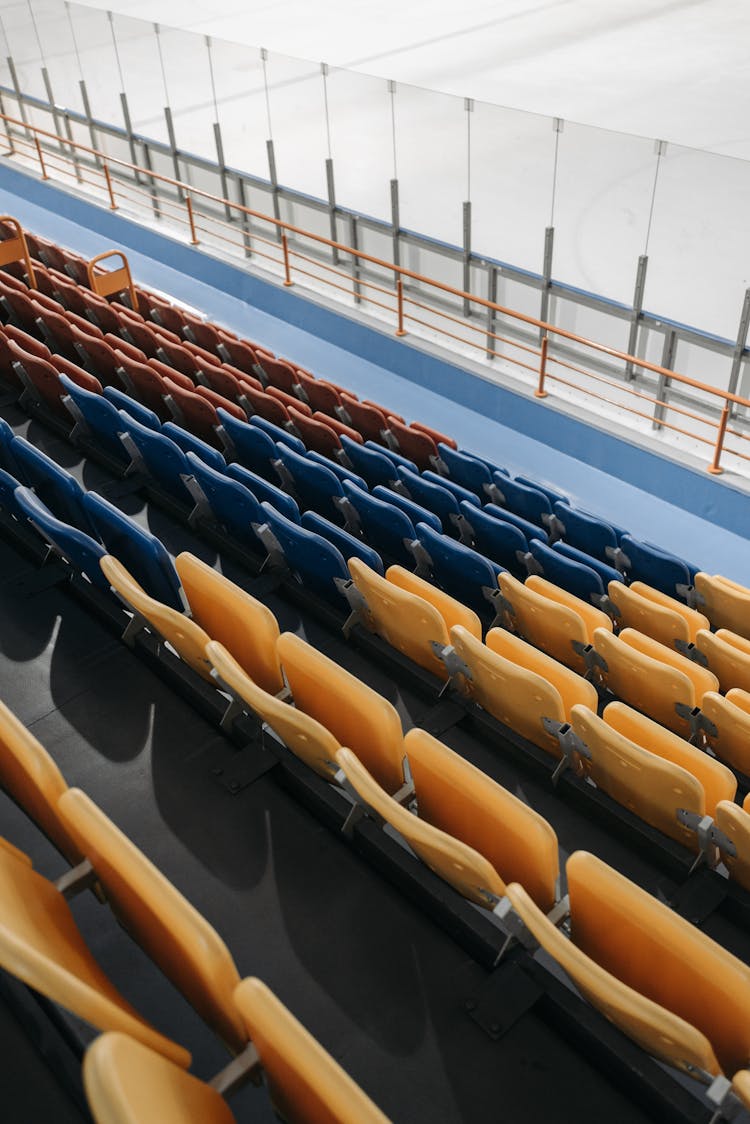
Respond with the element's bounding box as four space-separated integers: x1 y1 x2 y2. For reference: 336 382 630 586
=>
5 108 750 475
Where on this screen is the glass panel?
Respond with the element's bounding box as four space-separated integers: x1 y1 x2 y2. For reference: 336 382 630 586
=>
264 51 328 201
3 0 46 102
394 81 466 247
553 121 656 305
326 67 391 224
208 38 267 182
158 25 215 162
65 4 123 126
111 14 168 146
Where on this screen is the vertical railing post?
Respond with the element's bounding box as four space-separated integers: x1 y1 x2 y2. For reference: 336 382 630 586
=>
33 136 49 180
281 233 293 287
395 277 406 337
185 193 198 244
535 335 549 398
103 162 117 210
708 403 730 475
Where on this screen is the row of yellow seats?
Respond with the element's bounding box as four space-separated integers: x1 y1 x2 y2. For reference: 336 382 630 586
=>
340 559 750 868
0 698 387 1123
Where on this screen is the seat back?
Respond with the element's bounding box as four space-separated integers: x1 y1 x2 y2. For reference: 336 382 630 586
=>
83 1032 236 1124
620 536 691 597
14 486 110 589
175 554 283 695
216 408 277 480
340 395 389 444
415 523 503 619
438 444 493 498
492 475 551 526
372 484 442 534
715 801 750 895
117 411 194 506
485 502 548 544
422 469 480 509
396 466 458 528
553 503 617 561
387 417 437 469
460 502 528 571
498 572 589 671
346 557 450 679
225 462 300 524
59 374 132 466
696 629 750 694
342 481 416 568
526 575 611 643
553 541 624 589
184 453 264 548
0 837 189 1066
528 539 604 603
592 628 695 734
161 423 225 473
336 747 507 907
449 625 567 756
234 978 389 1124
629 581 709 643
620 628 719 700
207 642 340 779
701 689 750 775
486 627 598 722
101 556 213 681
338 436 398 489
58 789 246 1053
609 581 692 649
404 728 559 911
11 434 94 533
0 698 83 865
386 565 481 638
695 573 750 639
566 850 750 1077
259 503 349 606
275 444 344 523
569 706 706 847
301 511 384 576
277 632 404 793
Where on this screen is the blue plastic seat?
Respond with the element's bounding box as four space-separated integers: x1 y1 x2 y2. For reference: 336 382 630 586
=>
458 501 528 572
619 535 693 598
249 414 305 453
215 408 278 481
341 480 416 567
257 501 349 606
14 485 109 589
364 440 417 474
307 449 367 491
103 387 161 430
437 443 496 499
301 511 384 576
116 411 193 507
372 485 442 533
553 501 618 562
162 422 226 472
528 539 605 605
415 522 504 619
340 436 399 488
396 467 461 533
10 435 96 536
57 374 133 468
643 540 700 583
225 462 300 524
423 469 481 509
0 466 25 519
516 476 569 506
183 452 264 549
484 503 548 544
0 417 23 477
274 443 345 524
83 490 185 610
554 541 624 587
491 474 553 527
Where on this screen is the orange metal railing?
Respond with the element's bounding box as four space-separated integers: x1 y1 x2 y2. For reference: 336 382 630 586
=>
3 109 750 477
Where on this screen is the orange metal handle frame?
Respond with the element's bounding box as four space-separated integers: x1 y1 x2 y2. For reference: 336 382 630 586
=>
87 249 137 311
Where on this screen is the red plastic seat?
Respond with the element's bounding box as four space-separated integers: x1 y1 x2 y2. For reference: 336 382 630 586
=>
113 351 172 419
118 317 161 359
295 371 341 416
256 352 298 393
183 339 222 372
87 297 124 335
216 333 263 376
51 353 103 395
365 398 403 423
49 273 92 320
266 385 312 416
104 334 146 363
67 325 121 384
146 358 193 392
287 407 342 459
145 293 186 335
0 268 31 293
201 365 245 405
0 327 51 386
30 267 59 301
154 336 201 381
9 340 99 416
242 384 289 428
338 393 390 444
312 411 363 445
410 421 457 450
387 415 439 469
221 364 264 394
0 285 42 333
36 305 103 362
162 377 220 445
182 313 223 356
193 384 245 421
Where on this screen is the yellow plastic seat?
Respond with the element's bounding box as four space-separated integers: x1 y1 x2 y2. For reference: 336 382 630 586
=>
234 978 390 1124
207 641 340 780
175 553 284 695
84 1032 236 1124
0 835 189 1067
608 581 709 650
385 565 481 638
733 1070 750 1111
506 851 750 1078
57 789 246 1055
593 628 697 735
569 703 735 849
277 632 405 794
449 625 597 756
101 556 213 682
0 697 83 866
695 573 750 639
344 557 454 679
337 727 559 911
701 690 750 774
696 629 750 694
497 572 608 672
619 629 719 700
715 800 750 894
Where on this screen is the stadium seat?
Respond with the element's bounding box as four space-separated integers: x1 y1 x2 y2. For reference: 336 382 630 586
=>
516 477 568 507
268 388 313 418
59 374 135 467
422 470 480 510
386 417 440 470
485 503 548 544
396 466 461 532
11 435 97 534
449 625 597 755
294 370 341 415
287 407 342 460
115 412 195 506
497 572 612 673
715 799 750 895
255 353 298 393
0 416 22 475
225 462 301 524
0 325 51 387
274 444 347 524
372 484 442 533
162 378 222 447
277 631 406 793
83 491 185 611
301 511 384 575
216 334 264 375
695 629 750 693
215 409 278 480
183 452 265 548
553 541 624 589
701 690 750 775
491 475 552 527
113 350 172 420
505 851 750 1080
70 330 124 387
174 553 284 695
364 440 417 474
552 502 618 561
527 539 606 606
458 502 528 572
103 388 160 430
437 444 500 500
414 522 504 619
339 394 390 445
101 555 213 678
608 580 710 650
0 467 28 519
235 383 290 429
161 422 226 472
338 436 398 488
336 730 559 910
10 339 101 415
342 481 417 567
250 414 306 452
619 535 693 598
307 450 366 490
256 501 349 605
36 304 103 363
694 573 750 639
233 977 389 1124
